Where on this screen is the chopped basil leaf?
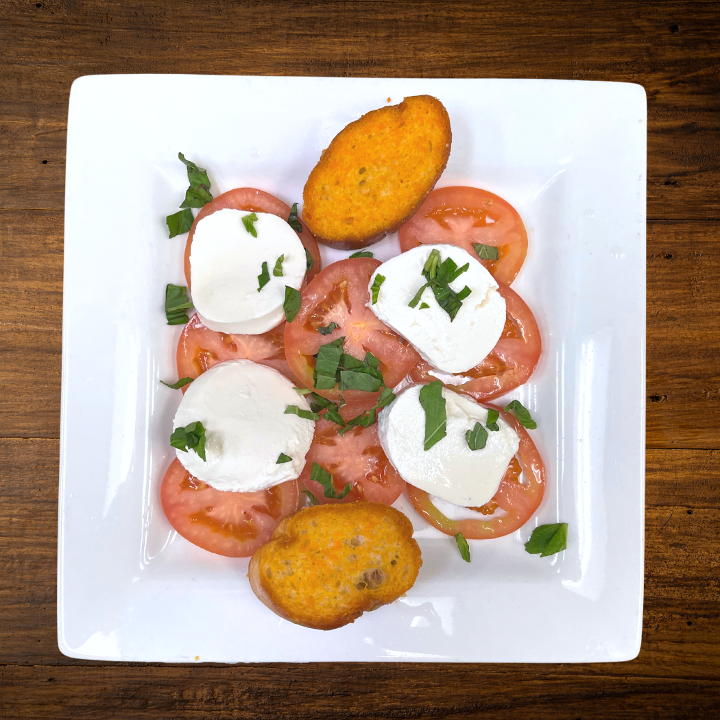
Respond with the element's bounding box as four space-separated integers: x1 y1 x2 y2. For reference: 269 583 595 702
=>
466 422 488 451
337 387 395 436
370 274 385 304
242 212 259 237
166 208 194 238
283 286 302 322
165 284 193 325
177 153 213 208
305 248 314 270
170 421 206 461
504 400 537 429
419 381 447 450
317 322 339 336
257 261 270 292
349 250 373 258
411 250 471 321
455 532 471 562
310 462 351 499
287 202 303 232
323 407 346 427
486 409 500 431
525 523 568 557
339 353 365 370
284 405 320 421
302 489 318 505
339 370 382 392
273 254 284 277
408 282 430 309
294 387 313 395
313 337 345 390
473 242 499 262
277 453 293 464
420 302 430 309
308 393 337 412
365 351 379 369
160 377 194 389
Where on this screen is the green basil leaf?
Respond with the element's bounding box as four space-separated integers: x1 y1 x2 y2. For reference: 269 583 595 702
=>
313 337 345 389
302 489 318 505
308 393 337 412
455 532 471 562
160 377 194 389
423 249 441 279
364 351 379 369
419 381 447 450
370 274 385 304
336 387 395 436
257 261 270 292
504 400 537 429
465 422 488 451
525 523 568 557
310 462 351 499
408 282 430 309
178 153 211 189
180 184 213 209
317 322 339 336
170 421 206 461
419 302 430 309
429 281 464 321
457 286 471 301
277 453 293 463
284 405 320 421
273 254 284 277
294 387 313 395
339 370 383 392
486 409 500 431
339 353 365 371
323 407 346 427
288 202 303 232
349 250 373 258
473 242 500 261
375 387 396 408
283 286 302 322
305 248 314 270
166 208 194 238
165 284 193 325
242 212 259 238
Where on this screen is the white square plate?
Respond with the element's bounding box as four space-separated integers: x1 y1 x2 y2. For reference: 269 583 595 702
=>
59 75 646 663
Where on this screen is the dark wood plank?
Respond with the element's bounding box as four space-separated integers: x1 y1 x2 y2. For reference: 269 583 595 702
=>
3 211 719 447
0 1 719 217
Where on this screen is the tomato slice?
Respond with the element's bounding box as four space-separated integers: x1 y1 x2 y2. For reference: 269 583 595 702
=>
284 257 421 405
298 401 405 505
410 280 541 402
160 459 300 557
184 188 322 289
176 313 294 390
406 407 545 539
399 186 528 285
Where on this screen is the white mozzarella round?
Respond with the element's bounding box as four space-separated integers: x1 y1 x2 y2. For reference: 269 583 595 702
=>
378 384 519 507
190 209 306 335
172 360 314 492
367 244 506 373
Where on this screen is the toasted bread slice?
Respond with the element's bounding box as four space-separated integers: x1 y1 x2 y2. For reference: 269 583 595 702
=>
302 95 452 249
248 502 422 630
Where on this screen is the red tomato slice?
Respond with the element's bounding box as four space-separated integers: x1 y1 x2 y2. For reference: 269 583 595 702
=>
399 186 528 285
284 257 422 405
160 459 300 557
406 407 545 539
410 280 541 402
176 313 295 390
184 188 322 289
298 401 405 505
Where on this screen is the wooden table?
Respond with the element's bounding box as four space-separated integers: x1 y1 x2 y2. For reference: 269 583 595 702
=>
1 1 718 717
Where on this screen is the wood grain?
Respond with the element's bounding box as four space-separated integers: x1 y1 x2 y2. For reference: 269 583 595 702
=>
1 0 720 718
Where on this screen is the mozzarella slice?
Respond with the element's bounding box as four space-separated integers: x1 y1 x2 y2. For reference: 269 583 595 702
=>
378 384 519 507
172 360 314 492
368 244 506 373
190 209 306 335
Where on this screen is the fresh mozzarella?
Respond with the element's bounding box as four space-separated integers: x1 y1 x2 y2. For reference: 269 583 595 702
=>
190 209 306 334
367 244 506 373
172 360 314 492
378 384 519 507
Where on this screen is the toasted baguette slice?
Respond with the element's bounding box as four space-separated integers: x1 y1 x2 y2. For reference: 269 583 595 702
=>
302 95 451 249
248 502 422 630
